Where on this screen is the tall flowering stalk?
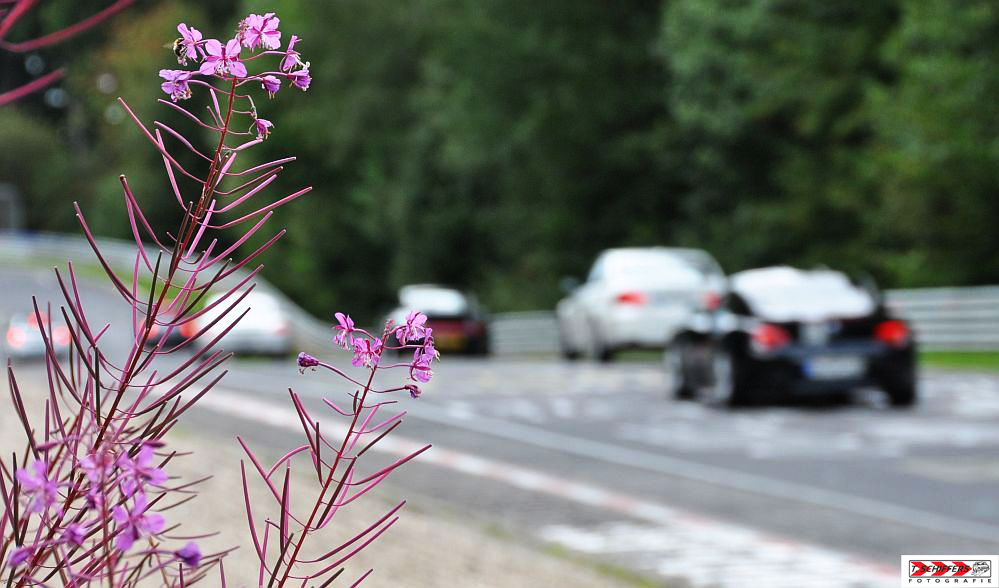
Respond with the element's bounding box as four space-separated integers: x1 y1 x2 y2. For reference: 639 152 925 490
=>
1 12 434 586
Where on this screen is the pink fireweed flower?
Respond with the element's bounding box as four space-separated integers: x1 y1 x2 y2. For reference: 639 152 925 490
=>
159 69 193 102
410 351 434 383
352 337 383 369
261 74 281 97
281 34 302 72
240 12 281 50
333 312 356 348
405 384 422 399
410 331 439 383
79 451 114 483
175 23 202 64
254 118 274 140
16 460 60 514
288 67 311 91
118 445 168 496
175 542 202 567
64 523 87 547
395 311 428 345
6 547 32 568
199 38 247 78
112 493 165 552
419 328 440 361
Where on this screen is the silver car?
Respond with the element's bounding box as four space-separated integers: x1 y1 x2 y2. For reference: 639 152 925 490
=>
556 247 724 361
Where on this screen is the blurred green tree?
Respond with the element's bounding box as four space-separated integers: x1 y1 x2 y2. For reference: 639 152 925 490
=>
661 0 898 278
870 0 999 286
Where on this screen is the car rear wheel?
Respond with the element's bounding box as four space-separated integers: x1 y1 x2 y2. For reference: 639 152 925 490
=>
884 381 916 407
703 349 751 407
557 323 581 361
667 346 695 400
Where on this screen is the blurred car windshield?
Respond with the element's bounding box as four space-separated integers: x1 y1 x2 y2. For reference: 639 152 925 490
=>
203 291 284 323
598 250 704 284
731 267 876 321
399 286 468 315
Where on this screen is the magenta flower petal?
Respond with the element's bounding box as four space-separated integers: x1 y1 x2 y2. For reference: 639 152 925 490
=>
176 23 202 63
203 39 223 57
6 547 32 568
281 34 302 72
261 75 281 97
229 60 248 78
175 542 202 567
254 118 273 140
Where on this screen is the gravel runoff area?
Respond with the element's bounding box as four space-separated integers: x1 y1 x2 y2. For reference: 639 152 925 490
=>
0 367 633 587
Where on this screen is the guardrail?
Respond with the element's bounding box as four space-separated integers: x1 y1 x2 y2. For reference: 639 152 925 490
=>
885 286 999 350
0 231 333 353
5 232 999 353
488 288 999 354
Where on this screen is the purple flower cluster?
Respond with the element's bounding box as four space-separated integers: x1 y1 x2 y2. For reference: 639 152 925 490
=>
158 13 313 140
3 9 420 585
8 446 194 572
321 310 440 394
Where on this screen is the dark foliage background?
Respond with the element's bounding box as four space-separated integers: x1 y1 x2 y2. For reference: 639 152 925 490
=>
3 0 998 321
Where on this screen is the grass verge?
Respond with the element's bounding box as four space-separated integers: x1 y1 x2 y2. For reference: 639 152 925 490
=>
921 351 999 371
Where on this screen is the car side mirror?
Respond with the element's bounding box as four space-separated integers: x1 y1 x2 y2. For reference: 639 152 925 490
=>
559 276 581 294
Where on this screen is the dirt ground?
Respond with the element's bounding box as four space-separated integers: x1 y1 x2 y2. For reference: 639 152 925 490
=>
1 368 630 587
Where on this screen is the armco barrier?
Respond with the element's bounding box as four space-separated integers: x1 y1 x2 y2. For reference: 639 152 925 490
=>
0 232 333 354
489 288 999 354
5 233 999 353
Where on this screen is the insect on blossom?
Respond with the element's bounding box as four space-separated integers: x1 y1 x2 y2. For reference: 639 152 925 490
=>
174 23 202 64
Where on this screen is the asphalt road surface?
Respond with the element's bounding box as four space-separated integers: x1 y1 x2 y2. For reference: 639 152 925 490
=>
3 265 999 587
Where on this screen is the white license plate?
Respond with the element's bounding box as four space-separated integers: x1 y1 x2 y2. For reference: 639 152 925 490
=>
804 355 865 380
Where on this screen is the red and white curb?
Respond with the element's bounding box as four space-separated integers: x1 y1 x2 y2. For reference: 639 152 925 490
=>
200 389 897 587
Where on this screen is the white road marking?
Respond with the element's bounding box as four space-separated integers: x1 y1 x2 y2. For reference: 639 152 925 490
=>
195 388 896 587
398 394 999 543
540 522 894 588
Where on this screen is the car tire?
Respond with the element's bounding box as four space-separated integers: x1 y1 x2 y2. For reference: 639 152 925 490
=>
557 323 581 361
667 346 695 400
884 381 916 407
704 349 751 407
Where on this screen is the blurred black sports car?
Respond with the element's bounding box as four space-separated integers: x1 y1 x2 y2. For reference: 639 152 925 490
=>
669 267 916 407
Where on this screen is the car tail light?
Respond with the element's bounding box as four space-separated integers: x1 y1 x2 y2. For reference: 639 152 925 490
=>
752 323 791 352
180 321 198 339
616 292 647 305
53 326 71 346
26 312 46 328
875 320 910 347
6 327 27 348
703 291 722 311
